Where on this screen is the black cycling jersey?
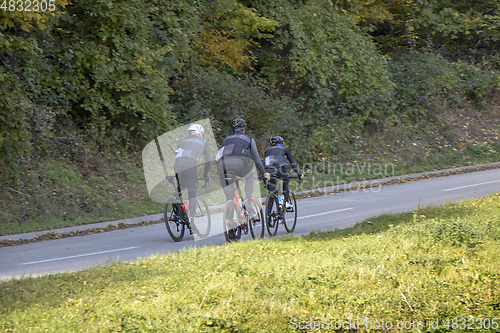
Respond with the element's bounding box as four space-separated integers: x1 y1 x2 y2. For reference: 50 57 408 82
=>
263 144 301 176
217 132 265 175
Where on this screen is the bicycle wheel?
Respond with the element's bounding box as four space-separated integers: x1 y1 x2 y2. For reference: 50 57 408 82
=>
265 193 279 237
223 200 241 243
249 197 264 239
190 196 211 238
164 197 185 242
284 192 297 233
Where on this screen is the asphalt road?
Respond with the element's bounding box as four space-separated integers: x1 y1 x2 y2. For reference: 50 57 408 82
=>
1 167 500 281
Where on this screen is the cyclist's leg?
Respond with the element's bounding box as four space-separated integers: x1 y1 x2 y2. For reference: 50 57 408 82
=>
173 161 187 198
225 158 255 216
217 158 235 202
265 166 278 194
175 160 199 230
184 167 198 219
279 167 291 202
243 168 254 202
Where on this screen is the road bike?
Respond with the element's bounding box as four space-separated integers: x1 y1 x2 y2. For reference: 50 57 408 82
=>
163 175 211 242
265 176 301 237
222 171 265 243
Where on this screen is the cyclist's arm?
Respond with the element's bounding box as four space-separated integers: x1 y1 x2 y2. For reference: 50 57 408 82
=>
250 139 266 175
203 141 211 178
285 147 302 176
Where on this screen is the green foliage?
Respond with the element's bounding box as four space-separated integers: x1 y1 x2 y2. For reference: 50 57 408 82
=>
366 0 500 62
0 32 61 180
171 66 292 144
193 0 276 71
453 61 500 106
0 0 205 178
0 70 31 180
54 0 180 144
388 51 459 120
240 0 395 162
0 0 68 31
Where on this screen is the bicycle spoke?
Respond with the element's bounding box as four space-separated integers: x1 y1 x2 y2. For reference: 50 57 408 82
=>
284 192 297 233
266 194 279 237
223 200 241 243
249 197 265 239
164 197 185 242
191 196 211 238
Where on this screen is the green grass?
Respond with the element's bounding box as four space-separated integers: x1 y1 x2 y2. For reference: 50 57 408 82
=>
1 193 499 332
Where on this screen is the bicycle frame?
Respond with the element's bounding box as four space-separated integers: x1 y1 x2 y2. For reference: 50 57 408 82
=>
266 175 302 198
164 175 211 241
265 175 301 236
226 175 248 226
223 172 265 242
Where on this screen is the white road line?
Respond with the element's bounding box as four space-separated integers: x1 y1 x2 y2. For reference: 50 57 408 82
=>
297 207 353 220
20 246 139 265
442 179 500 192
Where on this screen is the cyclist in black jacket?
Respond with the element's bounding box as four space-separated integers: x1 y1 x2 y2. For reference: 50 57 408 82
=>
216 118 270 218
264 136 304 211
174 124 211 232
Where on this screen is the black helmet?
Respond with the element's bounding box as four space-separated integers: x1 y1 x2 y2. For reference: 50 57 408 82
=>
270 136 284 144
231 118 246 131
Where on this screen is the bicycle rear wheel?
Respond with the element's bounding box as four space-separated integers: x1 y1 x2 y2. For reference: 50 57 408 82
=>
164 197 185 242
284 192 297 233
223 200 241 243
265 193 279 237
190 196 211 238
249 197 264 239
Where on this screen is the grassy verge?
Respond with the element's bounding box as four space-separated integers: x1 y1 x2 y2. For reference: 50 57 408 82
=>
0 156 164 236
1 193 499 332
296 141 500 192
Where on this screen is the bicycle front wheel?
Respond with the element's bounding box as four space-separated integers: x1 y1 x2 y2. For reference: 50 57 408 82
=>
265 193 279 237
249 197 264 240
223 200 241 243
284 192 297 233
164 197 185 242
191 196 211 238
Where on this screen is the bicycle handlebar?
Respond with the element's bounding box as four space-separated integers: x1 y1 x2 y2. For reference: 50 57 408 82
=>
166 175 209 188
199 177 209 188
258 175 304 186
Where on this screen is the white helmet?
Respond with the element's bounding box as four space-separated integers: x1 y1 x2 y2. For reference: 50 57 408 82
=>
187 123 204 135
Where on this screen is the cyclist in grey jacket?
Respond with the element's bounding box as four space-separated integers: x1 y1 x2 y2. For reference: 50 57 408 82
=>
174 124 211 231
216 118 270 217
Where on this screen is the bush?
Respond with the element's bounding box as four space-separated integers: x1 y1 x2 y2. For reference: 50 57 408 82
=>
453 61 500 106
388 51 459 120
171 67 293 146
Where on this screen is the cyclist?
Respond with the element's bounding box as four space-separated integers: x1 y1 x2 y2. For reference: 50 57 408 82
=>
216 118 270 219
263 136 304 211
174 123 211 233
